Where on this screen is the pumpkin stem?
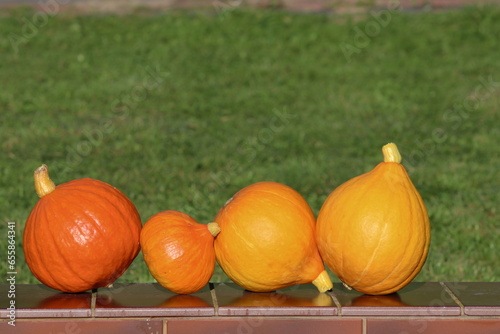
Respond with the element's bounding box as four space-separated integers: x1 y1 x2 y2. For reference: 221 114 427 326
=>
207 222 221 237
312 270 333 293
382 143 402 163
34 164 56 198
342 281 353 290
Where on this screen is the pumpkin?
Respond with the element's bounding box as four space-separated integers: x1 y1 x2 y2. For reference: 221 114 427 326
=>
212 181 332 293
140 210 220 294
316 143 430 295
23 165 142 293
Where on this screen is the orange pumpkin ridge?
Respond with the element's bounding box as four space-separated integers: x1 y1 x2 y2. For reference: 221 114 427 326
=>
316 143 430 295
23 165 142 293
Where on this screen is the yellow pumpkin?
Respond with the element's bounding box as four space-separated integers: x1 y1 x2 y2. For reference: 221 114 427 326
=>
316 143 430 295
212 181 332 293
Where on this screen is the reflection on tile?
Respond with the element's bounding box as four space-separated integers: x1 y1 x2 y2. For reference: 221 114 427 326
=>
215 283 337 316
445 282 500 316
94 283 214 317
0 319 163 334
348 293 408 307
159 294 212 308
332 282 460 316
168 319 362 334
367 318 500 334
0 284 91 318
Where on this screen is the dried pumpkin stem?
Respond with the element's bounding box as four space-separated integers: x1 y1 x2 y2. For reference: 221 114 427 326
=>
382 143 402 163
342 281 353 290
34 164 56 198
312 270 333 293
207 222 221 237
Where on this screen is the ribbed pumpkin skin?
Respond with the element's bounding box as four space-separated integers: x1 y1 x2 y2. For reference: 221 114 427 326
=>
140 211 216 294
317 162 430 295
214 181 326 292
23 178 142 293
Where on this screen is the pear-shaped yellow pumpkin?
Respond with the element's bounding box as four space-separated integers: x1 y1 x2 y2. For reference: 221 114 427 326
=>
316 143 430 295
213 181 332 293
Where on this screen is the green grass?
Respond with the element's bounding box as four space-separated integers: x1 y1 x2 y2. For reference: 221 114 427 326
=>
1 5 499 286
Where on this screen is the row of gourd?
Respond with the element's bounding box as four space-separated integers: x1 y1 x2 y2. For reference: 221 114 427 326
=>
23 143 430 296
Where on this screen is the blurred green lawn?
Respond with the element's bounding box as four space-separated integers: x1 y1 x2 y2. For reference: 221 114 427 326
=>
1 5 499 286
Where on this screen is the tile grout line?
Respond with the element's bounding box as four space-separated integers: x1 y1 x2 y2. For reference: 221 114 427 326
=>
440 282 465 316
91 289 97 318
209 282 219 316
163 319 167 334
362 317 367 334
326 290 342 316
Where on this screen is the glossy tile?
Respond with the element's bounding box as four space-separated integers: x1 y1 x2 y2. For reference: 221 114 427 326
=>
444 282 500 316
367 318 500 334
167 318 362 334
0 284 91 318
0 319 163 334
332 282 460 316
214 283 337 316
94 283 214 317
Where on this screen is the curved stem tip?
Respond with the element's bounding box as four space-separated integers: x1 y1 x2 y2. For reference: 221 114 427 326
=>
312 270 333 293
382 143 402 163
34 164 56 198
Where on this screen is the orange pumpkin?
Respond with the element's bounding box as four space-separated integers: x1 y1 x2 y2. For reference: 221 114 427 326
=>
140 210 219 294
23 165 142 293
212 181 332 293
316 143 430 295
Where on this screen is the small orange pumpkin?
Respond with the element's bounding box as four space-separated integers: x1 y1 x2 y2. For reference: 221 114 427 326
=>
23 165 142 293
316 143 430 295
212 181 332 293
140 210 219 294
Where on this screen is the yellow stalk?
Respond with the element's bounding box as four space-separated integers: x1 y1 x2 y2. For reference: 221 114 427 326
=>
34 164 56 198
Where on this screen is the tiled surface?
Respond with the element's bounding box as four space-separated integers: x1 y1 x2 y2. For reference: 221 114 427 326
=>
366 319 500 334
331 282 461 316
0 284 91 318
1 282 499 324
94 283 215 317
215 283 337 316
0 319 163 334
445 282 500 316
167 318 363 334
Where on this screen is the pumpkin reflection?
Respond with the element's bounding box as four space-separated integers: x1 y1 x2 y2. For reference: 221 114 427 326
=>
37 293 92 309
94 295 122 308
228 290 333 307
351 293 408 307
159 294 210 308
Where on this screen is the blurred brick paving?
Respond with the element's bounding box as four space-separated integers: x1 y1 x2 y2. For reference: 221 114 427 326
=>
0 0 499 14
